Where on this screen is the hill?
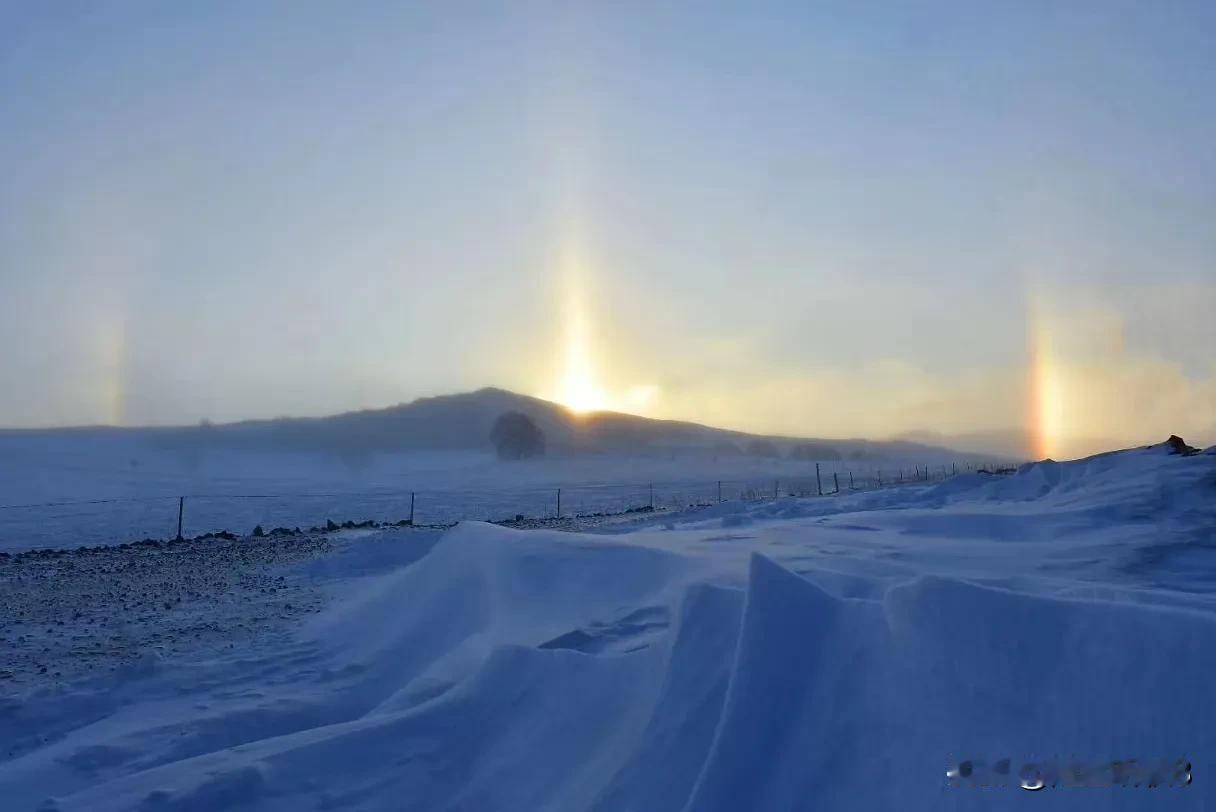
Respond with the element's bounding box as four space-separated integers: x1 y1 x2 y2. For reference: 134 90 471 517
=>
141 387 1003 463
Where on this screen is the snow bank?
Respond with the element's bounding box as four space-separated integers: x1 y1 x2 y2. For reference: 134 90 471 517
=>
1 445 1213 810
691 554 1216 810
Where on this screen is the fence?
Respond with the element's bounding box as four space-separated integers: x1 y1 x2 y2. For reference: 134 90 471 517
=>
0 461 1016 552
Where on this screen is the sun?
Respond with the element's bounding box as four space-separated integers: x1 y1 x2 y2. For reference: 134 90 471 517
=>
548 212 609 414
559 306 607 414
561 370 605 414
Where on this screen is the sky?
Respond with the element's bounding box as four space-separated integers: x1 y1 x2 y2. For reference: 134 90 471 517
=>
1 1 1214 459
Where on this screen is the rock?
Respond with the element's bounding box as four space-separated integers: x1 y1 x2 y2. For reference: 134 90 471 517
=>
1164 435 1200 455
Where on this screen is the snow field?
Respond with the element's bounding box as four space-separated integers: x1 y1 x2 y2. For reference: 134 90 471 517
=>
0 442 1212 810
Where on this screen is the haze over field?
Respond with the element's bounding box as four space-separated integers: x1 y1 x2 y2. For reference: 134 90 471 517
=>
0 387 1014 551
3 3 1215 460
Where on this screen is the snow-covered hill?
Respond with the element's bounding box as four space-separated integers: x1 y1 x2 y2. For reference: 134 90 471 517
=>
1 441 1213 810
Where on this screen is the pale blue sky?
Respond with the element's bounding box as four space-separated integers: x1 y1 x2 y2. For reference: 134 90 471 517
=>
2 2 1213 453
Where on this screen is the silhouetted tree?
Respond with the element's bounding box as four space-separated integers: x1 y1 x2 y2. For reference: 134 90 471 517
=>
491 411 546 460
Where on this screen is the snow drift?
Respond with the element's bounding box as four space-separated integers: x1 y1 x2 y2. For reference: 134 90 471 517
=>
1 444 1213 810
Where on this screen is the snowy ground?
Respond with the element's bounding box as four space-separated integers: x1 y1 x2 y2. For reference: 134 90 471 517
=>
1 441 1213 810
0 435 987 551
0 534 335 694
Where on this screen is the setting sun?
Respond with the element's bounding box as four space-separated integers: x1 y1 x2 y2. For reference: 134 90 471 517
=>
558 304 606 414
549 220 610 414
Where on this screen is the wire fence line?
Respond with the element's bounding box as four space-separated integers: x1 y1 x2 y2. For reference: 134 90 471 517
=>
0 461 1017 551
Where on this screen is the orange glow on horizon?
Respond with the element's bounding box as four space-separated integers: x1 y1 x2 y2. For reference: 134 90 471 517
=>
1026 297 1064 460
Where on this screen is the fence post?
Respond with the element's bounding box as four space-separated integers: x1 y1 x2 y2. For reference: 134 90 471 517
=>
649 483 654 510
409 491 415 525
816 463 822 496
556 488 561 518
774 480 779 499
833 472 839 494
717 480 722 503
849 471 854 490
176 496 184 541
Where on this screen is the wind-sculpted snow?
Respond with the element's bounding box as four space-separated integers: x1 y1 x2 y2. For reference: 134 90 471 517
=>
690 556 1216 811
1 445 1214 810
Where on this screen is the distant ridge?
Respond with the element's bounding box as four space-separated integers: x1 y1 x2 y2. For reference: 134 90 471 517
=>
1 388 1010 463
137 387 999 463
